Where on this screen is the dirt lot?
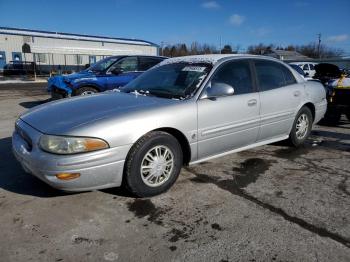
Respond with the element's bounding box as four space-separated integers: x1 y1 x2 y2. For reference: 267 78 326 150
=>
0 83 349 262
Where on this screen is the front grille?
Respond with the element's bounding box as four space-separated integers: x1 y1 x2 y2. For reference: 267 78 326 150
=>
15 124 33 151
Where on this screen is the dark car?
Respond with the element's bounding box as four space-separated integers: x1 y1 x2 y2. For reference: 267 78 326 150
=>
313 63 342 84
314 63 350 124
47 55 166 99
3 61 37 76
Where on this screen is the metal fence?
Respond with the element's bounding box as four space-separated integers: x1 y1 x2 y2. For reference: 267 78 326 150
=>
2 53 108 77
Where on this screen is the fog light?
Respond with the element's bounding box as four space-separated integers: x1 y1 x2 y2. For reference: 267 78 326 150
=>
56 173 80 180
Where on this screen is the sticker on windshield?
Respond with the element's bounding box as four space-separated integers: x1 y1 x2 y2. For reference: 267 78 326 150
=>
182 66 206 72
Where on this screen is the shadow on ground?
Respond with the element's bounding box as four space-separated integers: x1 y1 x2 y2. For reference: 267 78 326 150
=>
311 130 350 152
19 99 51 109
0 136 66 197
0 136 133 198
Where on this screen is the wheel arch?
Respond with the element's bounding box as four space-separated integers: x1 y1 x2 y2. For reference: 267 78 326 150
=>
302 102 315 122
74 84 101 94
153 127 192 166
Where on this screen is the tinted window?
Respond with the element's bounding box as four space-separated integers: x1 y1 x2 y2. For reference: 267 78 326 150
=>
211 60 253 95
87 56 120 72
303 64 309 70
309 64 315 70
139 57 163 71
110 57 138 72
255 60 296 91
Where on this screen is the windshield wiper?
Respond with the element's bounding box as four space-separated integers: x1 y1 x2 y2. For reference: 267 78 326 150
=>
147 88 185 99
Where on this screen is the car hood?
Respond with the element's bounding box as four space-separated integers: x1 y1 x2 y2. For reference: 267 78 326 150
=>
48 70 95 83
64 70 97 81
20 92 173 135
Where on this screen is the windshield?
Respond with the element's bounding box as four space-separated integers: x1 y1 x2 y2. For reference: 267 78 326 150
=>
120 62 212 99
86 57 120 72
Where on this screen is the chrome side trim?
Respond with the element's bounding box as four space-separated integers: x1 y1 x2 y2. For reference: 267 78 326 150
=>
189 135 288 165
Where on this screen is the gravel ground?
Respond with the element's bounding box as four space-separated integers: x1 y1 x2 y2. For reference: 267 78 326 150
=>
0 83 349 262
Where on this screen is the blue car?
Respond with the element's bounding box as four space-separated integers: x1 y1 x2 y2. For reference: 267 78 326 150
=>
47 55 166 98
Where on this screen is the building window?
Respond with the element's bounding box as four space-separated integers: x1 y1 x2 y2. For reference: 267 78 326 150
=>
36 53 47 63
75 55 83 65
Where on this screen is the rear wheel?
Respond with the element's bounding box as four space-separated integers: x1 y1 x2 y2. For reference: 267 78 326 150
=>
75 86 98 96
288 107 313 147
124 131 183 197
322 108 341 126
346 112 350 122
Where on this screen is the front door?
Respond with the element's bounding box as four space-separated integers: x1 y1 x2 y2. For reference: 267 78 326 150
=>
106 56 140 90
0 51 6 70
254 59 303 141
197 60 260 159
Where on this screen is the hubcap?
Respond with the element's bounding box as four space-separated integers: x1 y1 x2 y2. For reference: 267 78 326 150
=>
81 90 96 96
140 145 174 187
296 113 309 140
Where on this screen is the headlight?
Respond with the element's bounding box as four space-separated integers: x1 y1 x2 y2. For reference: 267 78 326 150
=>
39 135 109 155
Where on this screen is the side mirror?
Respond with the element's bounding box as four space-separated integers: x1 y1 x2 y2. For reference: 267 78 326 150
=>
202 82 234 99
305 72 309 77
111 68 124 75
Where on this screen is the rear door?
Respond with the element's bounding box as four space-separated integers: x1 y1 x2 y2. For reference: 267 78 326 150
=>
197 59 260 159
106 56 139 89
254 59 303 142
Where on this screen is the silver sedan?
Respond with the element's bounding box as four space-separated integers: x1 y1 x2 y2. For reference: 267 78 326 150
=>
12 55 327 197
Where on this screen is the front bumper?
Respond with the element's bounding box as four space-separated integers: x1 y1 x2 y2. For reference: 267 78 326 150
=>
50 86 70 100
12 119 131 192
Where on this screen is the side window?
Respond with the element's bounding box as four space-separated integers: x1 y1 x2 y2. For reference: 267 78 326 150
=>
211 60 253 95
255 60 296 91
110 57 138 73
303 64 309 70
309 64 314 70
139 57 162 71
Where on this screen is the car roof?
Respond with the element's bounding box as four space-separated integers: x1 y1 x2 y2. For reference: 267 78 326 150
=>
108 55 167 59
157 54 280 66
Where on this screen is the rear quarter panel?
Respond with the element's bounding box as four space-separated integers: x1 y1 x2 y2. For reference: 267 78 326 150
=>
304 80 327 123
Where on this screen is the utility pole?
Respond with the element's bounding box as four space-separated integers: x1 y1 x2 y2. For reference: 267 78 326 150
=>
219 36 222 54
160 41 164 56
317 33 321 59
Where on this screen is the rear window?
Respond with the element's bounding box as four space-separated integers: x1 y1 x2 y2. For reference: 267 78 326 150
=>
139 57 163 71
255 60 297 91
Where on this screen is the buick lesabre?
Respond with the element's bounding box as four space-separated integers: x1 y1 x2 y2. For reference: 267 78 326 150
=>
12 55 327 196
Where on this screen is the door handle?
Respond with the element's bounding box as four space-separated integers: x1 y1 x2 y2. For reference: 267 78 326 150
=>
247 99 257 106
294 91 301 97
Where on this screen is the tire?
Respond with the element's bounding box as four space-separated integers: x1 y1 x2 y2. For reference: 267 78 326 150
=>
321 109 341 126
75 86 98 96
346 112 350 122
124 131 183 197
288 107 313 147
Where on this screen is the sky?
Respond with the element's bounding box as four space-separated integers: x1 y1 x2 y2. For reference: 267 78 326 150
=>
0 0 349 54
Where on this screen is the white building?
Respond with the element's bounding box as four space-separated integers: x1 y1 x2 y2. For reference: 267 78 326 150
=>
0 27 159 73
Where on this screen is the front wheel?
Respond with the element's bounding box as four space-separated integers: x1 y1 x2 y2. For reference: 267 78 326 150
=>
75 86 98 96
288 107 313 147
124 131 183 197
